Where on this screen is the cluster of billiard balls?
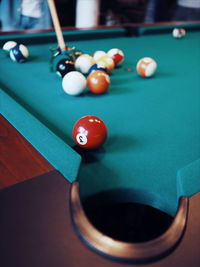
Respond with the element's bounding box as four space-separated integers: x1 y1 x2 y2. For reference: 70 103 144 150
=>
56 48 125 96
59 49 124 149
3 41 29 62
59 49 125 149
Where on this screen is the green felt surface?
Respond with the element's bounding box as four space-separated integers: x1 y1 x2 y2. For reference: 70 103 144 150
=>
177 158 200 197
1 24 200 216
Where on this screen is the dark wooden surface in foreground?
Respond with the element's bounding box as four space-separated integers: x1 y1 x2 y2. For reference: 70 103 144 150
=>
0 169 200 267
0 115 53 189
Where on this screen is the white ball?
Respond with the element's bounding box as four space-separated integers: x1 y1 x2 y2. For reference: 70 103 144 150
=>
3 41 17 52
172 28 186 38
93 50 106 61
62 71 87 96
10 44 29 62
75 54 95 74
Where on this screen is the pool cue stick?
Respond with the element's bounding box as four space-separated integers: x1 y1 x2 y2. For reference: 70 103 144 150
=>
47 0 67 51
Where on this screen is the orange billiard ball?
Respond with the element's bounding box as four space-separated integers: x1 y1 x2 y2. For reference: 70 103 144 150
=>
136 57 157 78
72 115 107 149
87 70 110 94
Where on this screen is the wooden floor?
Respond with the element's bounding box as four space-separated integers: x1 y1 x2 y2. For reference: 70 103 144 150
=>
0 115 53 189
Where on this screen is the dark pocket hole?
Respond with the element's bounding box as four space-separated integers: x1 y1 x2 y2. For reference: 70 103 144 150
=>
82 189 174 243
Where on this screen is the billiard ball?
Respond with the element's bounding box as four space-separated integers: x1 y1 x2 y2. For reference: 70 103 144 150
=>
72 115 107 149
93 50 107 61
96 55 115 73
88 70 110 94
75 54 95 74
9 44 29 63
107 48 124 66
56 59 75 78
88 63 108 75
62 71 87 96
3 41 17 54
136 57 157 78
172 28 186 38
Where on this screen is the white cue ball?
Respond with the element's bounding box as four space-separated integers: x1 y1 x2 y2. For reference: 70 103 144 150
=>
75 54 95 74
62 71 87 96
3 41 17 53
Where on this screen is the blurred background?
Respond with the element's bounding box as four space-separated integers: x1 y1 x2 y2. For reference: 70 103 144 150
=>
0 0 200 31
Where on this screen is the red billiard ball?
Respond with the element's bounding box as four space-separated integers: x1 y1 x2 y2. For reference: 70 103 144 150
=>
107 48 124 66
72 115 107 149
87 70 110 94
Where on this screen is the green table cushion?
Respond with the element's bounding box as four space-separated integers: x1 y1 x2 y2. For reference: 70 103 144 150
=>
1 90 81 182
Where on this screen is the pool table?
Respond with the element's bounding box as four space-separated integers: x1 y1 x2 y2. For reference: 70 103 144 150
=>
0 22 200 266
